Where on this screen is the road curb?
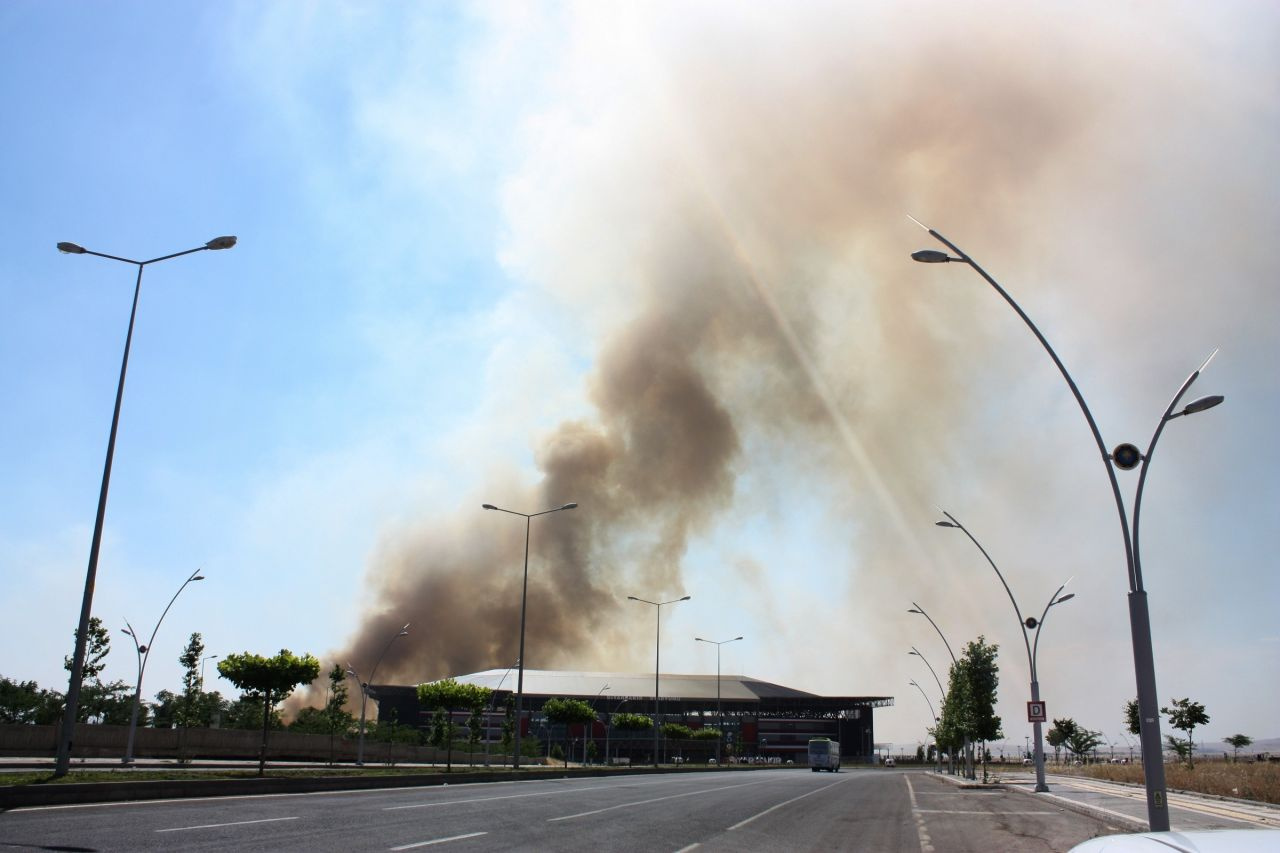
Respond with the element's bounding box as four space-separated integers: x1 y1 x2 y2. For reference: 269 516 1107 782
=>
1002 780 1149 832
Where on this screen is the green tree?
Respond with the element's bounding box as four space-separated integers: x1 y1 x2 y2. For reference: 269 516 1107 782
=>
224 692 281 731
1064 727 1104 762
1124 698 1141 736
1165 735 1192 762
323 664 355 764
174 633 204 728
62 616 132 724
289 706 333 734
543 697 596 767
936 637 1001 779
218 649 321 776
1161 698 1209 767
417 678 492 771
1225 734 1252 762
1046 718 1078 764
466 706 484 766
612 712 653 731
65 616 111 682
0 676 62 724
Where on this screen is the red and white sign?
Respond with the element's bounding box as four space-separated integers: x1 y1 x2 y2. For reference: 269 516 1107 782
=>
1027 701 1047 723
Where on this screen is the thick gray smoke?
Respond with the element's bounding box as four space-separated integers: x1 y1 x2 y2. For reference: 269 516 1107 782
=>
318 1 1278 738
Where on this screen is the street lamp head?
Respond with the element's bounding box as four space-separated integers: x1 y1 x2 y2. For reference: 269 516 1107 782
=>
733 636 743 641
911 249 953 264
934 521 957 528
679 595 691 601
57 241 87 254
909 650 920 656
482 503 497 510
192 575 205 582
561 502 578 510
1055 593 1076 605
205 236 237 250
627 596 640 601
1179 394 1224 416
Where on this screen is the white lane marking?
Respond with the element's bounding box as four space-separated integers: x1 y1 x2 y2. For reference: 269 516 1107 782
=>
906 775 933 853
548 778 774 822
916 809 1058 815
727 775 853 831
674 845 701 853
390 831 487 849
156 816 299 833
386 787 579 811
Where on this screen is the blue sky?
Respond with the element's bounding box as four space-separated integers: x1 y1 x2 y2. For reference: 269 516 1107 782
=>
2 1 1277 750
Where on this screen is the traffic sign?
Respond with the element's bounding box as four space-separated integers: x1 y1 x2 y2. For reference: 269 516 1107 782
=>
1027 701 1047 723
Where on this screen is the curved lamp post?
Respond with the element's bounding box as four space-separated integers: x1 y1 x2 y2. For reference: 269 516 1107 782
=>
909 679 941 772
53 235 236 777
908 647 946 700
628 594 690 767
912 221 1223 829
908 601 968 775
482 501 577 769
346 622 410 766
587 684 610 763
695 635 742 764
935 510 1074 792
604 696 630 766
119 567 205 763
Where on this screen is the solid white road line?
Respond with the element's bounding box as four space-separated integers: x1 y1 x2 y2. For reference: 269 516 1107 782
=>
156 816 299 832
390 831 488 849
727 775 853 831
906 775 934 853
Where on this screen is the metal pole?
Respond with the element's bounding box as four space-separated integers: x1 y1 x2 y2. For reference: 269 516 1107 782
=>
654 604 660 767
349 622 409 766
53 237 234 777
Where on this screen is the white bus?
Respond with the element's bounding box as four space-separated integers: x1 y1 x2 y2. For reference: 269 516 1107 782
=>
808 737 841 772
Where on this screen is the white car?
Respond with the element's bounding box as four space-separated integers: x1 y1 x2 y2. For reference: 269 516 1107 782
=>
1070 830 1280 852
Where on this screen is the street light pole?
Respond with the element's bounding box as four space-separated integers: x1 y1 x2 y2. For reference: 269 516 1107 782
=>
483 502 577 769
908 601 965 776
200 655 219 691
346 622 409 766
935 509 1073 793
695 635 742 764
485 659 518 767
53 236 236 777
908 647 946 700
908 679 940 773
628 594 690 767
588 684 610 764
120 567 206 764
912 222 1224 830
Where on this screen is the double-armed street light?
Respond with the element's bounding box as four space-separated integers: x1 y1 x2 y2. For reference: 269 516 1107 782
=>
482 501 577 769
119 567 206 764
346 622 410 766
53 235 236 777
934 510 1074 793
911 221 1224 830
628 594 690 767
695 635 743 764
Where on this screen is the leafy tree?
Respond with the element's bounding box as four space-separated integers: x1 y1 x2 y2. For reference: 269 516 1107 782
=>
1124 698 1141 736
662 722 694 740
936 637 1001 779
1064 727 1104 761
500 695 515 754
586 740 599 764
321 664 355 763
1225 734 1253 762
612 712 653 731
155 688 228 728
218 649 321 775
62 616 132 723
417 678 491 771
1164 735 1192 762
174 633 204 728
1161 698 1209 767
65 616 111 683
1046 718 1078 764
289 706 333 734
466 706 484 766
690 728 721 741
550 743 564 762
543 697 596 767
223 692 282 731
0 676 62 724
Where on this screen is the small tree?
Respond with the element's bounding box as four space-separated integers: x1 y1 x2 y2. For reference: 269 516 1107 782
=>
0 676 63 724
1124 698 1141 736
1161 698 1209 768
1064 727 1104 762
1225 734 1253 762
174 633 204 728
937 637 1001 780
218 650 321 776
1046 718 1078 764
543 697 596 768
417 678 491 771
466 706 484 766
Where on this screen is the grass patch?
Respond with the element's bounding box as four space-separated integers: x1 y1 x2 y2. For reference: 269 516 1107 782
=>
1066 761 1280 805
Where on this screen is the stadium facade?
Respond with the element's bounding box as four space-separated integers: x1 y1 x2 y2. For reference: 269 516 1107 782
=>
373 669 892 764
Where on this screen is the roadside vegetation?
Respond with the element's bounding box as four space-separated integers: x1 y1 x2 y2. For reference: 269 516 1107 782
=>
1066 760 1280 806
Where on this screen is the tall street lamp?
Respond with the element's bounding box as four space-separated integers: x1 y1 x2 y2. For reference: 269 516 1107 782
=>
912 222 1224 829
483 501 577 769
346 622 410 766
908 601 967 776
628 594 690 767
908 647 946 700
935 510 1074 792
695 635 743 765
53 235 236 777
200 655 219 691
908 679 940 773
588 684 610 764
485 658 518 767
119 567 205 764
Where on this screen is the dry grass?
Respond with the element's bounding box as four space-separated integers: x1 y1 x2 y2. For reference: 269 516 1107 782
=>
1065 761 1280 805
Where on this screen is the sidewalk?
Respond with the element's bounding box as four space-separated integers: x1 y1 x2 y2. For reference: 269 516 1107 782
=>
994 771 1280 832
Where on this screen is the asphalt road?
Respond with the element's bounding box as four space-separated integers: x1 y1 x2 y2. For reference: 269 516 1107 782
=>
0 768 1120 852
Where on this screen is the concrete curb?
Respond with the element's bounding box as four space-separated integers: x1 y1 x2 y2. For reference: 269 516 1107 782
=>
1001 780 1150 832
